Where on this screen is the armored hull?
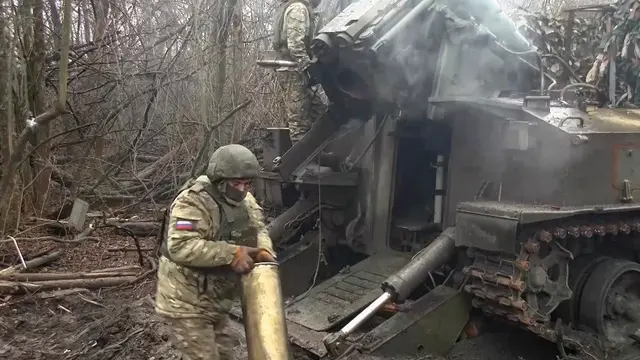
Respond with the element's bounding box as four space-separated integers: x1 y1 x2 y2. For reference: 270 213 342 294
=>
253 0 640 358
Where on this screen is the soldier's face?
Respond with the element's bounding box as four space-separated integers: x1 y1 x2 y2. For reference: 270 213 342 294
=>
224 179 251 202
229 179 251 193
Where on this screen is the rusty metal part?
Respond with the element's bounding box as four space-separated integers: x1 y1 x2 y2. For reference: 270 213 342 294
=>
463 230 575 329
241 262 291 360
463 216 640 348
380 302 398 314
567 226 580 238
553 228 566 240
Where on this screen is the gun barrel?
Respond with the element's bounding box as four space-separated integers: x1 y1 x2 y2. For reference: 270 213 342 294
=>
256 59 297 68
241 262 291 360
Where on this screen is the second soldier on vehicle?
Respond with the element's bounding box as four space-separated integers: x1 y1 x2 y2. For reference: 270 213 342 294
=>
155 144 276 360
272 0 326 144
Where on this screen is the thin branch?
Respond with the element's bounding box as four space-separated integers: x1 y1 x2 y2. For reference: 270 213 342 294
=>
191 99 253 177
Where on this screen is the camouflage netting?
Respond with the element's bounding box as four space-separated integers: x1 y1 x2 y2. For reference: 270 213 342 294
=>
513 10 601 83
606 0 640 104
509 1 640 105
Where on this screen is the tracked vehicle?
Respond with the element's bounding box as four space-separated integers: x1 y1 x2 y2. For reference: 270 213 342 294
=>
245 0 640 358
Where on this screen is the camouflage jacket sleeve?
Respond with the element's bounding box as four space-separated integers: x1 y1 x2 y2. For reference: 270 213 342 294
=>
284 2 312 70
166 191 237 268
245 192 276 257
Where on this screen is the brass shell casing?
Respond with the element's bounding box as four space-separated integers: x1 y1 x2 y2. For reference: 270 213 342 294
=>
241 262 291 360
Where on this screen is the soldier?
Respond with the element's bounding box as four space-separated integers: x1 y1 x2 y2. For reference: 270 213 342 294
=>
155 144 277 360
272 0 326 144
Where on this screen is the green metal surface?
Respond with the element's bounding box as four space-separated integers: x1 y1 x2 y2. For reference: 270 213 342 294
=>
360 285 472 357
285 251 411 332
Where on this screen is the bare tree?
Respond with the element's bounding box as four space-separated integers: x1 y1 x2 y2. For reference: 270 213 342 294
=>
0 0 290 234
0 0 74 233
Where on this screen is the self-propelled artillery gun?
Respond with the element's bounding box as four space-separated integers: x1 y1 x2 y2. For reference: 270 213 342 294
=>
246 0 640 358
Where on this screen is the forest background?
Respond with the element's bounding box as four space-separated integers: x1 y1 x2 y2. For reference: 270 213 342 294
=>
0 0 626 234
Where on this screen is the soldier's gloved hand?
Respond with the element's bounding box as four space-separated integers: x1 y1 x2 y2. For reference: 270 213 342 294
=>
254 249 277 263
231 246 256 274
298 59 311 73
298 61 315 84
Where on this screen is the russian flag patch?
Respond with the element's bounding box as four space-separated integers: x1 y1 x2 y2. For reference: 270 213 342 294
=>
175 219 196 231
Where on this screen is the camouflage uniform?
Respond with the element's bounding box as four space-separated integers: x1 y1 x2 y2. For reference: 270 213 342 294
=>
273 0 326 143
155 144 275 360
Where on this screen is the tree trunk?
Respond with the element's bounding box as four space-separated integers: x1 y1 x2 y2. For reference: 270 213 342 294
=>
28 0 50 216
194 0 238 171
0 0 10 170
0 0 73 231
81 0 91 44
0 0 18 234
86 0 111 179
0 276 138 294
46 0 61 50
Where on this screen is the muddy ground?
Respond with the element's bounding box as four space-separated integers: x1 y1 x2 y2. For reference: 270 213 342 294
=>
0 225 615 360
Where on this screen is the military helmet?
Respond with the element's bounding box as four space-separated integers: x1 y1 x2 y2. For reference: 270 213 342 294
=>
206 144 260 182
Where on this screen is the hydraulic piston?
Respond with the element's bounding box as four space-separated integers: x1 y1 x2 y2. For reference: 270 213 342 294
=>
323 227 457 355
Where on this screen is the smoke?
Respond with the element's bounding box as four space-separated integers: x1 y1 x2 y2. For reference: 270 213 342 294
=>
352 0 514 105
310 0 592 206
313 0 355 32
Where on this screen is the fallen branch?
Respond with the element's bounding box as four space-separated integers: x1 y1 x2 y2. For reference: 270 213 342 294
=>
36 288 90 299
24 246 58 260
77 293 106 308
10 222 97 245
0 276 138 295
0 271 139 281
117 171 176 216
0 235 100 244
27 218 72 235
0 250 63 275
91 265 142 273
1 225 94 275
30 217 157 237
104 255 157 292
135 148 178 180
103 220 160 237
